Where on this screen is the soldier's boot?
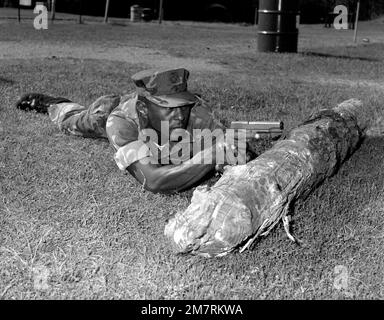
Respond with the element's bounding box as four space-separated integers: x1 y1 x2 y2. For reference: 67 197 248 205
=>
15 93 71 114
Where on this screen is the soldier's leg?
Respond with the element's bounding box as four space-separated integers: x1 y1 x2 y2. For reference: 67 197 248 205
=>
48 95 121 139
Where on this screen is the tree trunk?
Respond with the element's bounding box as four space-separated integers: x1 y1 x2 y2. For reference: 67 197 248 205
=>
104 0 110 23
165 99 366 257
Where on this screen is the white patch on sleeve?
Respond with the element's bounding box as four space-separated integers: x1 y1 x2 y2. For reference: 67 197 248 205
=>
106 117 114 128
114 141 151 170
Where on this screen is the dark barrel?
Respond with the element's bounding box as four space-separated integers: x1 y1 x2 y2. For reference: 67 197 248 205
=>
257 0 299 53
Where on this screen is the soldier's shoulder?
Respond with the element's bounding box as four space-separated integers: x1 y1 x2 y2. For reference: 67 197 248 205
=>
120 92 136 104
112 94 139 122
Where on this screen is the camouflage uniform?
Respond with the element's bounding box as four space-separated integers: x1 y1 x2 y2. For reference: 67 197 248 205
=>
48 92 224 171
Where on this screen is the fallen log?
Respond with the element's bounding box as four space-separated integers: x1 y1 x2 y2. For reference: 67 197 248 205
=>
164 99 366 257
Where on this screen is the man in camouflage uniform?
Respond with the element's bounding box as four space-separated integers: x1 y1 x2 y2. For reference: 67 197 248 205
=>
16 68 250 193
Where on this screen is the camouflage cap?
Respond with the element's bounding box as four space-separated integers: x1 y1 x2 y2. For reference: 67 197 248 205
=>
131 68 198 108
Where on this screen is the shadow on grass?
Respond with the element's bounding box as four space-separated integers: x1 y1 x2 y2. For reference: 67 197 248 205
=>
292 133 384 241
110 22 128 27
300 51 381 62
0 77 15 85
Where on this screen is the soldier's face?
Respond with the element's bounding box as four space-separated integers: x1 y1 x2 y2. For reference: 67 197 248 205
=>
146 102 193 132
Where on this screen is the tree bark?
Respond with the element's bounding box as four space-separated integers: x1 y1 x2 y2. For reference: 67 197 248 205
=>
165 99 366 257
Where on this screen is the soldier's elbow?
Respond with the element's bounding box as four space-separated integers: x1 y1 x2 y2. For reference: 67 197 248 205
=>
142 174 167 193
144 175 180 194
143 180 162 193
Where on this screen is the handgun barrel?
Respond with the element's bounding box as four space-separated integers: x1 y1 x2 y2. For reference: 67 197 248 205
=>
230 121 284 130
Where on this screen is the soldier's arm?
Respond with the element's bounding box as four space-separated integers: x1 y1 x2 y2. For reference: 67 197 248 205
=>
106 112 214 193
127 158 215 194
127 142 225 193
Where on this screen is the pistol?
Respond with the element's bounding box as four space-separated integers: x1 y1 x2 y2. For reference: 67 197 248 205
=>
230 121 284 140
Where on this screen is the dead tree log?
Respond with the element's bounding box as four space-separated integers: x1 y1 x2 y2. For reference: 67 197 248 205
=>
164 99 366 257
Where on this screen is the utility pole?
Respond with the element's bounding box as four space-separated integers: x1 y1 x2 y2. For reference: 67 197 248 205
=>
51 0 56 22
254 5 258 25
158 0 163 24
79 0 83 24
353 0 360 43
104 0 110 23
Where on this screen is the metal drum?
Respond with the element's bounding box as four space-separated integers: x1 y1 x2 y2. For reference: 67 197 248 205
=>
142 8 153 22
130 5 142 22
257 0 299 53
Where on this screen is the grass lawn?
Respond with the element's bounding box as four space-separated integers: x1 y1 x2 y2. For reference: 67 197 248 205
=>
0 13 384 299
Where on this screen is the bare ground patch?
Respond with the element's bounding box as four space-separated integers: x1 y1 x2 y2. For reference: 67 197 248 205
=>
0 41 226 73
301 76 384 91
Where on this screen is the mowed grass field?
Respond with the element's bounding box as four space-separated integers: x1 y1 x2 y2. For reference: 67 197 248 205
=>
1 13 384 299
